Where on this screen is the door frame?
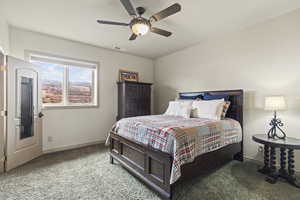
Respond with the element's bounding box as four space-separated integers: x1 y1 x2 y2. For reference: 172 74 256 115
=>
0 48 6 173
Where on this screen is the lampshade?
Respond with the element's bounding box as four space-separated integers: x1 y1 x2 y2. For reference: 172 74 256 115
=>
264 96 286 111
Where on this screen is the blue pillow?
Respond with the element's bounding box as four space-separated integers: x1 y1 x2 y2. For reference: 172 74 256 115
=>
179 92 204 100
203 93 230 101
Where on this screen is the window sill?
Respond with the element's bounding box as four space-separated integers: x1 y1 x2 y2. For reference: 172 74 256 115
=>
42 104 99 110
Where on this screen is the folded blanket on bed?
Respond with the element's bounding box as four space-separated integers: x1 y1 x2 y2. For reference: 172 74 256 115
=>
106 115 242 184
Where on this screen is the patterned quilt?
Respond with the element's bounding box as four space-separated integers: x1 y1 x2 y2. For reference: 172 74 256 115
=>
106 115 242 184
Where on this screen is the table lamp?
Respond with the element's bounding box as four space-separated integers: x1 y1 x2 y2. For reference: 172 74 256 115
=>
265 96 287 139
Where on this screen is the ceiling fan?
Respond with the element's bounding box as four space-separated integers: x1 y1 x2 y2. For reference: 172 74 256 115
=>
97 0 182 40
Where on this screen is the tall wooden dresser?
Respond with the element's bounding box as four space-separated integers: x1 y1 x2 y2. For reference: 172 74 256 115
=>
117 81 152 120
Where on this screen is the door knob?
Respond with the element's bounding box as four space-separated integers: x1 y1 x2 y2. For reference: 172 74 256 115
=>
38 112 44 118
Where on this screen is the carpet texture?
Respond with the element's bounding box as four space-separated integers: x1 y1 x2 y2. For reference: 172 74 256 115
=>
0 145 299 200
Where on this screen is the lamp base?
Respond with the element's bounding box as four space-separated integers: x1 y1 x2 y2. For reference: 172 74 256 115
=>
267 111 286 140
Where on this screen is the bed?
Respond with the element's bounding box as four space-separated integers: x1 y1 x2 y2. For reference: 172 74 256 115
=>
107 90 243 199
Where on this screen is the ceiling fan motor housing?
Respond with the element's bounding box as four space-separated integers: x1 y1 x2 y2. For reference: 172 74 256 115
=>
136 7 146 16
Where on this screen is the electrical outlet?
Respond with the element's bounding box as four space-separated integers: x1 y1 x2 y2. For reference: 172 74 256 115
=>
258 145 264 153
48 136 53 142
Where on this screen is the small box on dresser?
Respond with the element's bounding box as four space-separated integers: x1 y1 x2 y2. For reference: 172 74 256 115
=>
117 81 152 121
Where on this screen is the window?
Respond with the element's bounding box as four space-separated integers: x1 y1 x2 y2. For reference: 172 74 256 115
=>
68 66 94 104
35 61 64 104
29 53 98 108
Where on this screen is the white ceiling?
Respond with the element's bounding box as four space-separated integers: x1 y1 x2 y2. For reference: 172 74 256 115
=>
3 0 300 58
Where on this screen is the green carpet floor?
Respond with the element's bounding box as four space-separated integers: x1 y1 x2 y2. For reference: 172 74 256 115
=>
0 145 299 200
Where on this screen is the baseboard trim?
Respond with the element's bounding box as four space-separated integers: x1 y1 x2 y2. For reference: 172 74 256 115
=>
43 140 106 154
244 155 300 176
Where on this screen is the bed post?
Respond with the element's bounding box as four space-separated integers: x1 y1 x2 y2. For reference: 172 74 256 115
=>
234 151 244 162
236 89 244 162
169 184 174 200
110 155 114 164
109 136 114 164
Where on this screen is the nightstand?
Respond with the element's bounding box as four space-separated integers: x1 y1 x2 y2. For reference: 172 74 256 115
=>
252 134 300 188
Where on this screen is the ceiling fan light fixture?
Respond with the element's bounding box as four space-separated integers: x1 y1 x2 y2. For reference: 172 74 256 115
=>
132 23 149 36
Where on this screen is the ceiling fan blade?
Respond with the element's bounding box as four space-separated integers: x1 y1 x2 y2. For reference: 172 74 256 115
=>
129 34 137 41
150 3 181 22
120 0 137 17
97 20 129 26
151 27 172 37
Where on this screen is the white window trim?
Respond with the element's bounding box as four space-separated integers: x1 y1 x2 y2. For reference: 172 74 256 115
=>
25 50 99 109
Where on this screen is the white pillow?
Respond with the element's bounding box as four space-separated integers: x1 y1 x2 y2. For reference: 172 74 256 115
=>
164 101 192 118
176 99 198 118
192 99 225 120
175 99 194 107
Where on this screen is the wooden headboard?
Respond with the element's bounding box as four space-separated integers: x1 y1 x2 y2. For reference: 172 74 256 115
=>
178 89 244 129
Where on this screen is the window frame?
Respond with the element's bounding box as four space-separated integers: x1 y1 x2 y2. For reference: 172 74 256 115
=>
25 51 99 109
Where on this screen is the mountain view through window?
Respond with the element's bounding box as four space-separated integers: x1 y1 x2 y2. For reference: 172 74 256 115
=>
30 55 97 107
32 61 64 104
68 66 93 104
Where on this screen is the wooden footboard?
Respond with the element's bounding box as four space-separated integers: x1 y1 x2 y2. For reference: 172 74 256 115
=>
110 132 173 199
110 132 242 199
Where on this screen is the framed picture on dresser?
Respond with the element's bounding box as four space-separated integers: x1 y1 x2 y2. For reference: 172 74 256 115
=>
119 69 139 82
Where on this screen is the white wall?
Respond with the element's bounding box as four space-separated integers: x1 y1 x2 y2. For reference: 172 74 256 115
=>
9 27 154 152
0 20 9 53
154 9 300 171
0 7 10 53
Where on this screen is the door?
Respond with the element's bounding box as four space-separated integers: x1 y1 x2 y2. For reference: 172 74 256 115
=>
0 50 5 173
6 56 43 171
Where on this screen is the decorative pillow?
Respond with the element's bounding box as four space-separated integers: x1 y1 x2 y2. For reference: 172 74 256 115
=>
221 101 231 119
192 99 225 120
203 93 230 101
164 101 192 118
179 92 204 100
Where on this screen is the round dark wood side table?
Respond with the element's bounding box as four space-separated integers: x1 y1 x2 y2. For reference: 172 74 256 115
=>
252 134 300 188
